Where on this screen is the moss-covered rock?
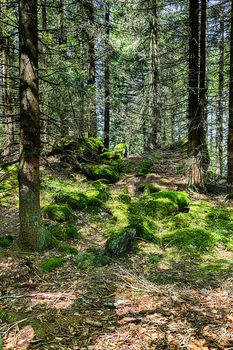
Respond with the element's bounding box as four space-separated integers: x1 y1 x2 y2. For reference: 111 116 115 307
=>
54 192 87 210
114 143 128 157
49 223 80 240
83 164 120 183
41 257 65 272
0 235 13 249
76 248 110 269
100 151 121 161
105 227 137 257
138 183 161 194
136 160 154 176
43 204 76 222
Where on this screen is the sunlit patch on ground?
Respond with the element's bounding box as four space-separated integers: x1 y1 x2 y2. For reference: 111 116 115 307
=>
29 291 77 309
3 325 35 350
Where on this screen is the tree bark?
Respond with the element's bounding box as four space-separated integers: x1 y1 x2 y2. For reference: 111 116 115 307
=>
104 1 110 148
18 0 42 250
216 9 224 177
228 0 233 191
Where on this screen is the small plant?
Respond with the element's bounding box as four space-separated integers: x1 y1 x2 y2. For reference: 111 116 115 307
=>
0 235 13 249
42 257 65 272
58 244 78 255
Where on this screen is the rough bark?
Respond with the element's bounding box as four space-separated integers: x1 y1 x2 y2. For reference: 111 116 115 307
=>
228 0 233 191
216 10 224 177
18 0 42 250
104 1 110 148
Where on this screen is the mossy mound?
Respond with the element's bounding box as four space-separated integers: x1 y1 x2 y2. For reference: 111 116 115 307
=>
114 143 128 157
100 151 122 161
49 224 80 240
76 248 110 269
83 164 120 183
138 183 161 194
0 235 13 249
105 227 137 257
49 136 104 166
54 192 88 210
140 191 189 218
58 244 78 255
43 204 76 222
41 257 65 272
136 160 154 176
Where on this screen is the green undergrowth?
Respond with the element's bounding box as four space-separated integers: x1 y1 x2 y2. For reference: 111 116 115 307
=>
76 248 110 270
43 204 77 222
41 257 66 272
0 235 13 250
136 160 154 176
49 223 80 240
0 164 18 207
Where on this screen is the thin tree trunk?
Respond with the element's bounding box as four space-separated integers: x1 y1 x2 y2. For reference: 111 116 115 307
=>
216 10 224 177
104 1 110 148
147 0 159 150
199 0 210 173
18 0 41 250
2 37 14 155
227 0 233 191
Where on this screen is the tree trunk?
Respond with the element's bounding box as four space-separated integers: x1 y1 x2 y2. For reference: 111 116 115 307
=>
199 0 210 173
228 0 233 191
104 1 110 148
216 10 224 177
2 37 14 156
18 0 42 251
84 0 97 137
187 0 205 190
147 0 159 150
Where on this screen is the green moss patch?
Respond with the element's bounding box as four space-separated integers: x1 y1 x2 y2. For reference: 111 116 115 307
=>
83 164 120 183
58 244 78 255
76 248 110 269
49 224 80 240
41 257 65 272
43 204 76 222
136 160 154 176
0 235 13 249
138 183 161 194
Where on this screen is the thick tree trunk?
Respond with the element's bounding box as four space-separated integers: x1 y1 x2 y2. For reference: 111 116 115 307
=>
216 11 224 177
228 0 233 191
18 0 42 250
187 0 205 190
104 1 110 148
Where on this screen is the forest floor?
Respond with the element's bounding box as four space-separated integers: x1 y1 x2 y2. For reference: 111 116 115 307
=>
0 149 233 350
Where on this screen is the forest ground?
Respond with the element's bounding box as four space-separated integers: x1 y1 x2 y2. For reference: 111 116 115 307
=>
0 149 233 350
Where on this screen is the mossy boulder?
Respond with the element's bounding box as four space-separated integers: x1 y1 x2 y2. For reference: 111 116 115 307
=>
136 160 154 176
114 143 128 157
0 235 13 250
100 151 121 161
54 192 87 210
41 257 65 272
105 227 137 257
58 244 78 255
43 204 76 222
49 224 80 240
83 164 120 183
76 248 109 269
140 191 189 218
138 183 161 194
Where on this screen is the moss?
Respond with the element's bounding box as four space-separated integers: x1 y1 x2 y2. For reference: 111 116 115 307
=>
43 204 76 222
136 160 154 176
54 192 87 210
0 235 13 249
92 179 108 189
76 249 110 269
100 151 121 161
105 227 137 257
42 257 65 272
85 137 104 152
106 200 129 227
0 164 18 207
118 193 132 204
83 164 120 183
114 143 128 157
138 183 161 194
49 224 80 240
58 244 78 254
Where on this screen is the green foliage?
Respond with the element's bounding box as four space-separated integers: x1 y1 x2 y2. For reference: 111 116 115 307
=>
136 160 154 176
0 235 13 249
118 193 132 204
114 143 128 157
92 179 108 189
42 257 65 272
54 192 87 210
58 244 78 255
83 164 120 183
0 165 18 207
43 204 76 222
100 150 122 161
76 248 110 269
